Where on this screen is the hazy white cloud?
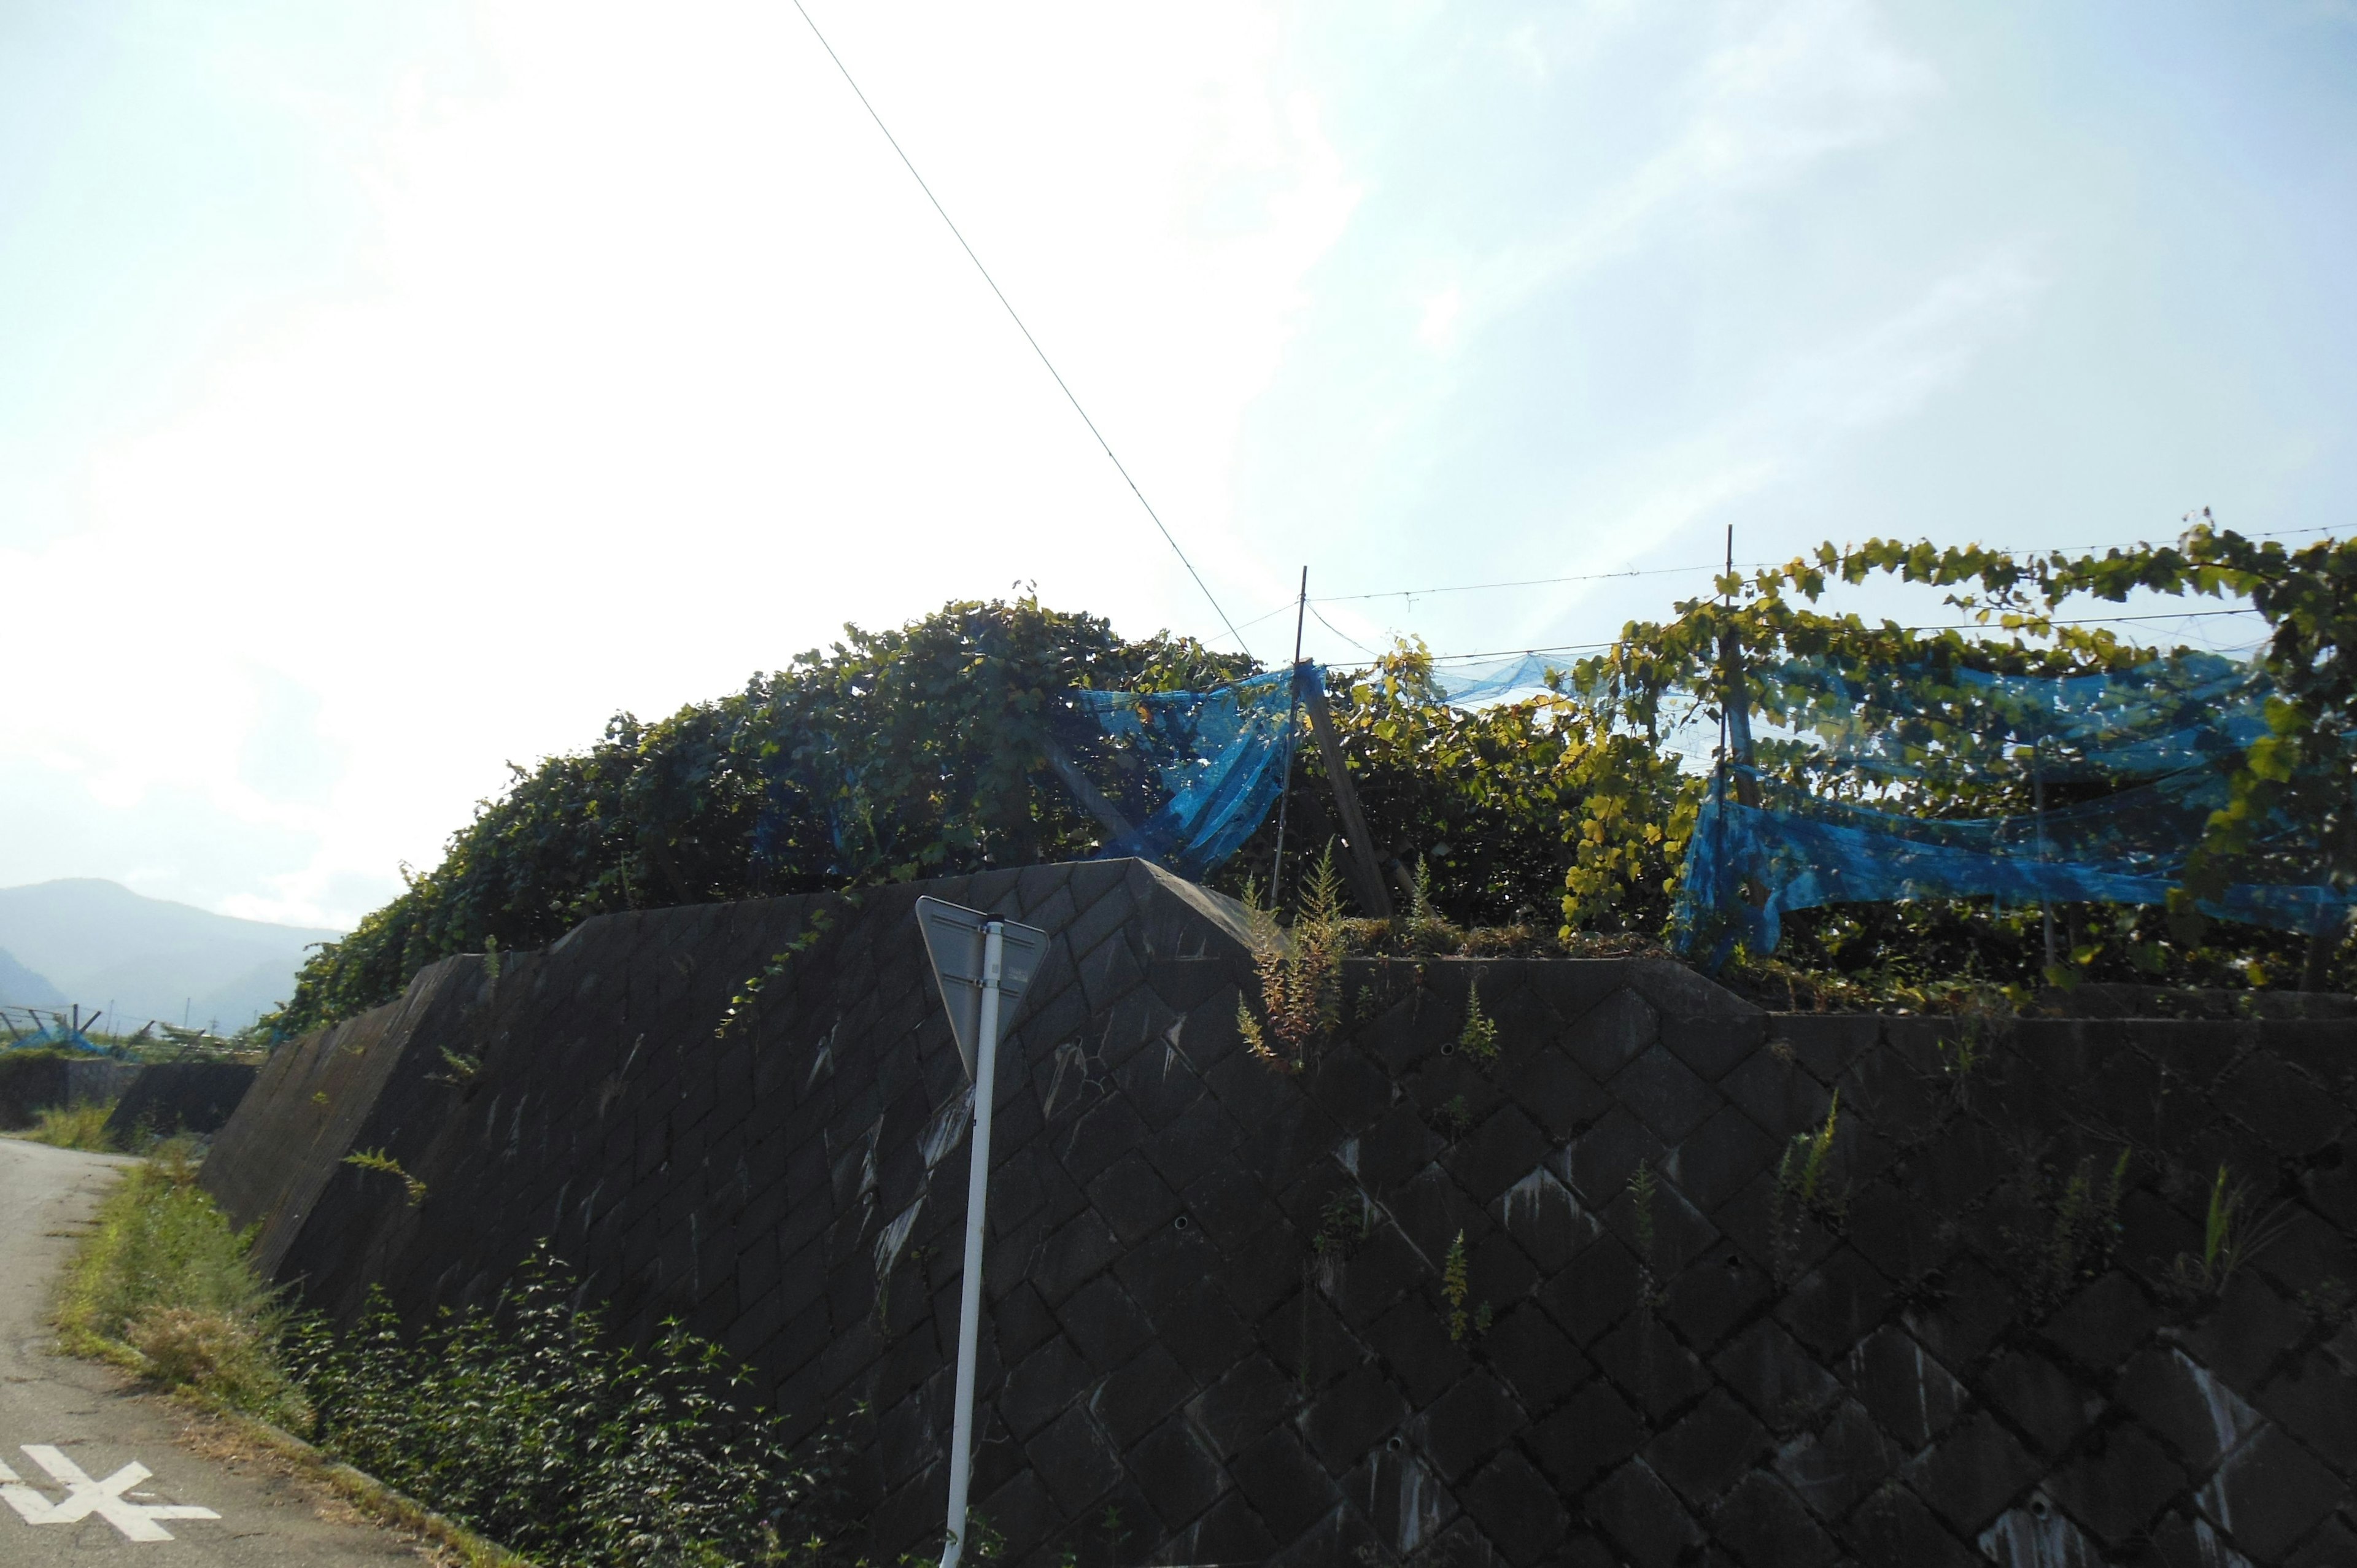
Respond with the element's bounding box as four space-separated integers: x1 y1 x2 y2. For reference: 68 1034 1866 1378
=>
0 0 1355 927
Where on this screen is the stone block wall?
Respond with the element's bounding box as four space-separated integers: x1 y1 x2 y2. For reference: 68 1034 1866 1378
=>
201 860 2357 1566
102 1061 260 1140
0 1054 144 1128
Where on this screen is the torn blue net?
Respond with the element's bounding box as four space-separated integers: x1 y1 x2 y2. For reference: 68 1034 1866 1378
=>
1674 651 2356 961
1051 668 1307 880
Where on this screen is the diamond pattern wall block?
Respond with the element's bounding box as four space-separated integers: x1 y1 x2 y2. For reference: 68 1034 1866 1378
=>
201 860 2357 1566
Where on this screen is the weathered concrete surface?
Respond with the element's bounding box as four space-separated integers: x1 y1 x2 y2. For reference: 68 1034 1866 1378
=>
103 1062 258 1142
204 860 2357 1566
0 1058 142 1129
0 1138 429 1564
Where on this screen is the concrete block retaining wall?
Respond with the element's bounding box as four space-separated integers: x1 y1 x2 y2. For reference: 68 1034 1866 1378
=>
202 860 2357 1566
0 1056 147 1129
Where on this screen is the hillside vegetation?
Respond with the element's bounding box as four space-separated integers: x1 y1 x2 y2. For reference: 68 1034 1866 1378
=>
272 520 2356 1036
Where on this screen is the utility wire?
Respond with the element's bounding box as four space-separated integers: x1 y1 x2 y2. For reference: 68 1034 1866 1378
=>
786 0 1252 657
1309 603 1384 658
1415 607 2268 667
1304 525 2345 612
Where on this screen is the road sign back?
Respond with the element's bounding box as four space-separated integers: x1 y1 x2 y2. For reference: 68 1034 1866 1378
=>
913 898 1050 1079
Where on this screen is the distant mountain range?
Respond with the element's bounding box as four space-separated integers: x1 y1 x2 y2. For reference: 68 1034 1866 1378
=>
0 879 343 1031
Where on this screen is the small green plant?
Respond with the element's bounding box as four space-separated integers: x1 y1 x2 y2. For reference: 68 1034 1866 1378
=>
1457 976 1498 1062
2169 1163 2288 1297
715 904 845 1039
481 933 502 983
957 1512 1006 1561
1434 1094 1473 1141
1628 1162 1667 1310
22 1099 117 1151
1436 1228 1493 1340
1769 1094 1842 1286
1794 1091 1839 1208
342 1148 427 1207
1237 846 1347 1072
432 1048 482 1087
1314 1191 1374 1258
2038 1148 2132 1303
1443 1229 1473 1341
1399 856 1465 954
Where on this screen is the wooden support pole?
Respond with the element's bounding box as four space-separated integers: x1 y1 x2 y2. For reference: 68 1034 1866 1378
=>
1300 681 1395 919
1041 737 1139 845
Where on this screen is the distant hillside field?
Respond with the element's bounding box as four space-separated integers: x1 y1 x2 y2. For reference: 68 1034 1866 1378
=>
0 880 341 1030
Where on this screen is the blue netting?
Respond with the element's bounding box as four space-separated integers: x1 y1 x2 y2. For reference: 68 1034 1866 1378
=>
1741 651 2272 782
1674 651 2356 960
1427 652 1571 706
1051 667 1307 880
4 1023 107 1054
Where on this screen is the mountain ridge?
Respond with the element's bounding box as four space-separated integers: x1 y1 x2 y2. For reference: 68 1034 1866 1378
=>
0 879 341 1029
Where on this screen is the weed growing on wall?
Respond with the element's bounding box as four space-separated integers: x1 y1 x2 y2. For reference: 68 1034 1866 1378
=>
2038 1149 2132 1304
1314 1192 1373 1260
2167 1164 2289 1297
1769 1095 1842 1287
1628 1163 1666 1311
342 1148 427 1207
1443 1230 1474 1341
1237 848 1347 1072
716 902 852 1040
1457 976 1498 1062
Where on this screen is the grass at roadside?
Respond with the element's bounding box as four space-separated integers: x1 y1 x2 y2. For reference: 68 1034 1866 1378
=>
20 1098 122 1152
54 1143 864 1566
53 1138 300 1422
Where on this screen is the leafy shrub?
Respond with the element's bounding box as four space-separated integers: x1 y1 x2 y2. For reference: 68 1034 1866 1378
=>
61 1149 857 1565
272 598 1245 1037
288 1247 855 1567
276 520 2357 1041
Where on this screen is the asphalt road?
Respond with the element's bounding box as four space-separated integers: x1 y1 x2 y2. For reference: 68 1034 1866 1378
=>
0 1137 432 1564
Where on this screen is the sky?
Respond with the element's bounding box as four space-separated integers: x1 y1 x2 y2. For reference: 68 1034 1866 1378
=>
2 0 2353 931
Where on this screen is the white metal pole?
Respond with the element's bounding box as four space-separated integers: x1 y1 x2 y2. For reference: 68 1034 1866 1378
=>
940 921 1004 1568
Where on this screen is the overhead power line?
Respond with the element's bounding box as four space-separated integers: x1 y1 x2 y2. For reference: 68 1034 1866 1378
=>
1417 606 2269 667
1306 525 2346 612
786 0 1252 657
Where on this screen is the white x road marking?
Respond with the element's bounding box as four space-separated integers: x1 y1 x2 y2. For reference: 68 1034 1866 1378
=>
0 1445 220 1542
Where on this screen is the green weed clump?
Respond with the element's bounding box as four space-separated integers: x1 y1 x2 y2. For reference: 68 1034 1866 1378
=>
58 1149 859 1566
23 1099 120 1151
55 1140 298 1422
288 1248 854 1566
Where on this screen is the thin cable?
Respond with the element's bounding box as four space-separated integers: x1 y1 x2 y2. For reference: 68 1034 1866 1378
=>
786 0 1252 657
1314 562 1737 605
1412 607 2266 666
1309 603 1384 657
1302 525 2345 612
